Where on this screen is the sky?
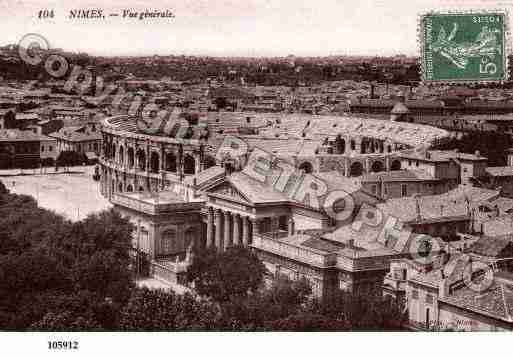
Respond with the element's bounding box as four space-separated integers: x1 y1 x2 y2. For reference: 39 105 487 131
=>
1 0 512 57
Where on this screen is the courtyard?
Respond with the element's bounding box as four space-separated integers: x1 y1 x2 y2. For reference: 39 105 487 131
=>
0 166 112 221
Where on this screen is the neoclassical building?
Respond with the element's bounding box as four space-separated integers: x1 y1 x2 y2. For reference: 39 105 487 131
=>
99 112 456 293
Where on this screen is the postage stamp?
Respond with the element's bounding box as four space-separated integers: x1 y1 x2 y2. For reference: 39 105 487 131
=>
419 10 509 83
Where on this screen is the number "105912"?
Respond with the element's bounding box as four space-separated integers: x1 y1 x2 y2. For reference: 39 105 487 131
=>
48 341 79 350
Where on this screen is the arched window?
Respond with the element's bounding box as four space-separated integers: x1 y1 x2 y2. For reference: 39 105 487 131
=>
165 152 177 172
349 162 363 177
127 147 135 168
391 159 401 171
298 162 313 174
183 154 195 175
184 227 197 249
160 229 176 256
126 184 133 192
203 155 216 169
371 161 384 173
118 145 124 165
150 151 160 173
335 136 345 154
136 149 146 171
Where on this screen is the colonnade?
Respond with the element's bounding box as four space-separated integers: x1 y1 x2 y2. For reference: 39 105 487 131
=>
205 207 255 251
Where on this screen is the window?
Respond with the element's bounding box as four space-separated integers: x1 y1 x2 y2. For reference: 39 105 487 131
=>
371 184 377 194
49 146 53 152
401 184 407 197
426 294 434 304
408 160 412 166
416 161 419 167
41 146 45 152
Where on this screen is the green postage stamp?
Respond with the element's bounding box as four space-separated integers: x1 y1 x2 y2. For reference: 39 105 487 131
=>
420 10 509 83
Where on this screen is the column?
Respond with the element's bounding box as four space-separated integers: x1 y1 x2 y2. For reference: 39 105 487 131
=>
251 219 259 242
232 214 241 246
215 209 222 251
206 207 214 249
288 217 295 236
145 142 150 174
224 211 231 251
194 153 201 174
242 216 250 247
345 137 351 154
271 217 280 237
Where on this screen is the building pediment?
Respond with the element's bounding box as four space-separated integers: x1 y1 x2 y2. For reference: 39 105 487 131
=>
208 181 254 205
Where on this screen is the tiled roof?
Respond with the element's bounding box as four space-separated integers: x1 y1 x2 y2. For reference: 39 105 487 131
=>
401 149 487 162
0 129 49 142
440 280 513 323
49 126 102 142
377 193 471 224
486 166 513 177
469 236 513 258
361 169 436 183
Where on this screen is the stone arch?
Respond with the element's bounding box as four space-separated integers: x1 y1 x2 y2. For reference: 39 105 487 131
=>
391 159 401 171
183 154 195 175
203 155 216 169
118 182 124 192
298 161 313 174
349 161 364 177
136 149 146 171
138 185 144 192
335 135 345 154
371 160 385 173
112 143 117 160
127 147 135 168
160 229 176 256
165 152 177 172
350 139 356 151
126 184 134 192
118 145 124 165
150 151 160 173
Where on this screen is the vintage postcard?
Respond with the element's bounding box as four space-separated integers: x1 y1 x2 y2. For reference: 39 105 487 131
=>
0 0 512 358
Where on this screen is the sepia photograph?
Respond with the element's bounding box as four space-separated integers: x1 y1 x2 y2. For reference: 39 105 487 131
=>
0 0 512 357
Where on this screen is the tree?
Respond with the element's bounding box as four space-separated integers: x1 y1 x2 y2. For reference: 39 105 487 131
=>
0 187 134 330
217 276 313 330
187 246 266 302
303 290 407 330
264 313 349 331
30 311 101 331
119 288 220 330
